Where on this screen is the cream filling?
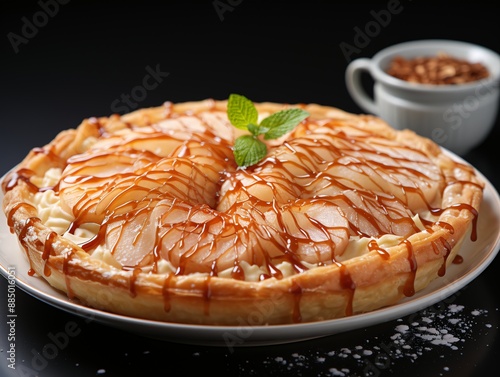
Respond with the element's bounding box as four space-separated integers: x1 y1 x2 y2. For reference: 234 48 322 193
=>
31 168 430 281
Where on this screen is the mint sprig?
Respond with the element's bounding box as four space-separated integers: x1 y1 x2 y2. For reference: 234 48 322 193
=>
227 94 310 168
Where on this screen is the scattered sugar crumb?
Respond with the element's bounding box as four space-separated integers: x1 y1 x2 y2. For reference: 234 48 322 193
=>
258 303 492 376
395 324 409 333
329 367 350 376
274 356 286 365
448 304 464 313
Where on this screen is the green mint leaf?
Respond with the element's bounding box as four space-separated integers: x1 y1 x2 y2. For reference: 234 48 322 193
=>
233 135 267 167
247 123 260 135
227 94 259 130
261 108 310 140
247 123 270 136
226 94 310 167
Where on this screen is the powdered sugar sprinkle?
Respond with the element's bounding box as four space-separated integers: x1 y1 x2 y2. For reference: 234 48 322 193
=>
253 304 495 376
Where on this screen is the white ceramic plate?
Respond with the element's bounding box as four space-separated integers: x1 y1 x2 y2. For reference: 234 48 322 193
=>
1 158 499 347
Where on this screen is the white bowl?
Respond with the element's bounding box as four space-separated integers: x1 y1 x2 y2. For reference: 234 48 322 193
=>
345 39 500 155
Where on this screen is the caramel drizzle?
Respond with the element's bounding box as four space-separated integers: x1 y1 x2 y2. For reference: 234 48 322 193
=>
430 203 479 241
337 262 356 316
162 275 173 312
6 202 37 230
2 168 38 193
3 106 483 322
203 276 213 316
62 250 75 299
42 232 57 277
290 279 303 323
435 237 453 277
122 267 142 298
368 240 390 259
18 217 41 277
401 239 417 297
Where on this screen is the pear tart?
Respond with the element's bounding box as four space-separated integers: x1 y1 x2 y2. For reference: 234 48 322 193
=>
2 99 484 325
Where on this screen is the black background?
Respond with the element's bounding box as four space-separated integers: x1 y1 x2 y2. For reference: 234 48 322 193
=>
0 1 499 376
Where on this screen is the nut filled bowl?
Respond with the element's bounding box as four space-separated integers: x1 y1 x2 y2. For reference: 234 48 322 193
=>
346 39 500 155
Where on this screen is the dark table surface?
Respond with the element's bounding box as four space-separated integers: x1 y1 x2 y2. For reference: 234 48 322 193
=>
0 1 499 376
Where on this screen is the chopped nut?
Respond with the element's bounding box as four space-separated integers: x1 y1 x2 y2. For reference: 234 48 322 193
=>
415 65 425 75
439 65 456 78
386 53 489 85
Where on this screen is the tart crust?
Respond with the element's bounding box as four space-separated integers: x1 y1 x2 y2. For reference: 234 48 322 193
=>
2 99 484 325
